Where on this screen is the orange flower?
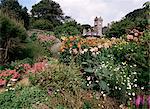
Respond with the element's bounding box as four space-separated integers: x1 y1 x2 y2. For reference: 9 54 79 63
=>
69 43 73 48
69 36 75 41
77 43 81 49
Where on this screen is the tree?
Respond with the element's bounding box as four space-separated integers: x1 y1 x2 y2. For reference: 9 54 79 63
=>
0 11 27 64
31 0 64 27
54 20 82 38
32 19 53 30
0 0 29 29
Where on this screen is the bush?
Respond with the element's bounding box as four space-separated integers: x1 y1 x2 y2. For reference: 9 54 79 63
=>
0 11 27 64
32 19 54 30
29 61 84 108
0 86 49 109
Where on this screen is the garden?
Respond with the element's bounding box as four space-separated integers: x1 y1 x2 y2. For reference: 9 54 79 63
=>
0 0 150 109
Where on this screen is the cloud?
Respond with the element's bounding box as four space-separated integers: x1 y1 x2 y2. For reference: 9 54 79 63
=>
19 0 147 26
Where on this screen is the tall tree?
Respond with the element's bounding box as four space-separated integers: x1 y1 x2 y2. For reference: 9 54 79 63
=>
0 0 29 29
31 0 64 26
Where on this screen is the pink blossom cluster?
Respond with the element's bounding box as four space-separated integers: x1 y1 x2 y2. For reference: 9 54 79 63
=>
0 61 48 87
0 70 20 86
130 95 150 108
127 29 143 42
38 35 56 42
22 61 48 74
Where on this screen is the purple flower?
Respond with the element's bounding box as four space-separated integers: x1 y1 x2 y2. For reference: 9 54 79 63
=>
48 87 53 95
147 96 150 108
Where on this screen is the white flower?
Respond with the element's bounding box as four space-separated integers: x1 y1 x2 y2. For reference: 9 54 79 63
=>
107 84 110 86
92 52 96 56
129 98 132 100
127 85 131 90
130 65 133 68
115 86 118 89
103 94 106 97
101 91 104 94
7 84 12 87
87 76 91 81
132 92 135 96
134 79 137 82
84 49 88 52
96 52 99 55
98 45 103 48
133 72 137 75
141 87 144 90
95 80 99 83
119 87 121 90
133 64 137 67
134 84 137 87
128 93 131 95
89 81 92 84
122 62 126 65
87 84 89 86
80 50 84 54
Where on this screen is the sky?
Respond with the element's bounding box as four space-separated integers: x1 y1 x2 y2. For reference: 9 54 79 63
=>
18 0 148 26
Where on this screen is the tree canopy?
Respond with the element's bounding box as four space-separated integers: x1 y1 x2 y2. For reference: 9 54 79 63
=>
0 0 29 29
31 0 64 27
54 20 82 38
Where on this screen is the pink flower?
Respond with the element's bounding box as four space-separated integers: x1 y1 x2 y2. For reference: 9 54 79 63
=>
127 35 134 40
135 95 141 108
0 79 6 86
147 96 150 108
12 73 20 79
23 64 31 71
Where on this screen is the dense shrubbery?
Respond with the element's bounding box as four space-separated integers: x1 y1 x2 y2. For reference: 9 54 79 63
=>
0 11 27 64
54 21 81 38
31 19 54 30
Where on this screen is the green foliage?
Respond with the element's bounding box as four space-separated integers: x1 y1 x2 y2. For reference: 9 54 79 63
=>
30 62 82 92
31 0 63 27
32 19 54 30
23 40 51 61
0 11 27 64
0 0 30 29
106 6 148 37
83 101 92 109
54 21 81 38
0 86 49 109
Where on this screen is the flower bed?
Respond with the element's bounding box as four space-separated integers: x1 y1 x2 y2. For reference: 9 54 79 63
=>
59 34 149 108
0 61 48 87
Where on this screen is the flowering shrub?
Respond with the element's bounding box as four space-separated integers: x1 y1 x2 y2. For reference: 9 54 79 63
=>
59 34 149 106
0 61 48 87
59 36 126 63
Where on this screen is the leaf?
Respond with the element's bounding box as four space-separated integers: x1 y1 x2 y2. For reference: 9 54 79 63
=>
84 68 93 73
99 80 110 92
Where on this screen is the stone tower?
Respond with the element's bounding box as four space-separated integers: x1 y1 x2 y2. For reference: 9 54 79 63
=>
94 16 103 36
